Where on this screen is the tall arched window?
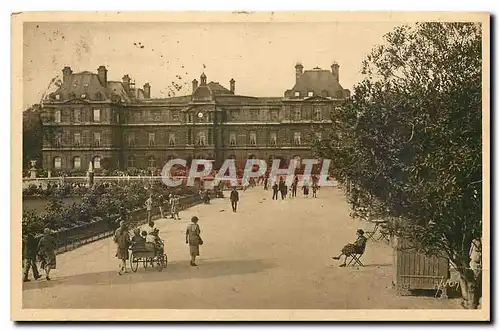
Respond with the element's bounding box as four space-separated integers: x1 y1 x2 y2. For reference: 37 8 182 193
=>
128 155 136 168
73 156 81 169
53 156 62 169
148 156 156 168
93 156 101 169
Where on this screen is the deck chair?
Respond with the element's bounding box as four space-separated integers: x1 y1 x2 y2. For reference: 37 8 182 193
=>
346 242 366 267
364 223 379 242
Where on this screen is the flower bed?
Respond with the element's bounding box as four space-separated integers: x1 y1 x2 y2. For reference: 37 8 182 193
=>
22 181 200 240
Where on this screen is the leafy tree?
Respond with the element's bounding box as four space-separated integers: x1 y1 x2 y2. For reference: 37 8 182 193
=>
314 22 482 308
23 104 61 170
22 105 43 169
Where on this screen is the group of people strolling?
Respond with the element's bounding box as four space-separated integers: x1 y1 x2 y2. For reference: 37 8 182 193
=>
271 177 319 200
144 193 181 223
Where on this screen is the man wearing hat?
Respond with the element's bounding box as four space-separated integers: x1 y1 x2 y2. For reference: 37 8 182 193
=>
332 229 367 267
114 220 131 275
37 228 57 280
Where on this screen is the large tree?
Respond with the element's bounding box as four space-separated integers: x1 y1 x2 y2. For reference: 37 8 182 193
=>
22 104 43 169
315 22 482 308
23 104 61 170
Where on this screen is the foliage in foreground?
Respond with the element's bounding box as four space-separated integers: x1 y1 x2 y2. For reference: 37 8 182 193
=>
314 22 482 307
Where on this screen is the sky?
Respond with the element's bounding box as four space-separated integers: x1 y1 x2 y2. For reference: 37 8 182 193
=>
23 21 402 109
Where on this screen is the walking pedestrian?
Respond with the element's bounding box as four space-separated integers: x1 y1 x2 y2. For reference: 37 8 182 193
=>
312 182 318 198
185 216 203 266
292 176 298 197
303 183 310 197
170 195 180 220
114 221 131 275
279 179 287 200
158 193 165 218
145 194 153 223
230 187 239 212
37 228 57 281
264 176 268 190
272 182 279 200
22 228 41 282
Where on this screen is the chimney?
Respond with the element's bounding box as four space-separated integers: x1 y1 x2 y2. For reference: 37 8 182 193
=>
62 66 72 83
200 72 207 86
230 78 235 93
97 65 108 87
331 62 340 82
143 83 151 98
122 74 131 92
192 79 198 92
295 62 303 83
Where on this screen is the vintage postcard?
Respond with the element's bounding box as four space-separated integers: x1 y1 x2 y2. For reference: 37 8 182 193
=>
11 11 490 321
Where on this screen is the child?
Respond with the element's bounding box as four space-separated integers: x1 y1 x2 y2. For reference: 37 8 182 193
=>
131 228 145 246
152 228 164 255
312 183 318 198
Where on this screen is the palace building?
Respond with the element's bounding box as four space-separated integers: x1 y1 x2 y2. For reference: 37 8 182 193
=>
40 62 350 173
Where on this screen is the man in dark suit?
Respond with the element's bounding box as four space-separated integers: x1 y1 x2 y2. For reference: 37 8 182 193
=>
230 187 239 212
22 228 41 282
272 182 279 200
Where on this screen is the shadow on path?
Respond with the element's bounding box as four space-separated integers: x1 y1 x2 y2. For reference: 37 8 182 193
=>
22 258 275 290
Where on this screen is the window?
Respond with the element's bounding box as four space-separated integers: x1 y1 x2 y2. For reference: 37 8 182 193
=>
128 133 135 146
229 132 237 146
294 107 301 121
197 131 206 146
315 132 322 141
148 133 156 146
314 106 322 121
93 132 101 147
93 108 101 122
250 110 258 121
73 109 81 122
54 134 62 147
294 91 300 97
73 157 81 169
270 132 277 145
115 112 120 123
74 133 81 146
250 132 257 145
127 155 136 168
169 133 176 146
153 111 161 122
93 156 101 169
54 157 62 169
148 156 156 168
270 109 278 121
308 91 313 97
172 112 179 121
54 110 61 123
133 112 141 122
294 132 301 145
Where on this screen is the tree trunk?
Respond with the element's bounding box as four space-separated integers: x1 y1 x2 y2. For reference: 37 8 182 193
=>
459 268 482 309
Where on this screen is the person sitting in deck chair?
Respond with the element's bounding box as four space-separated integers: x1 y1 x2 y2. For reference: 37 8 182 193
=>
332 229 367 267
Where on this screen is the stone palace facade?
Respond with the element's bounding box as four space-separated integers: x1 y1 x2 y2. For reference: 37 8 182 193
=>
40 62 350 172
